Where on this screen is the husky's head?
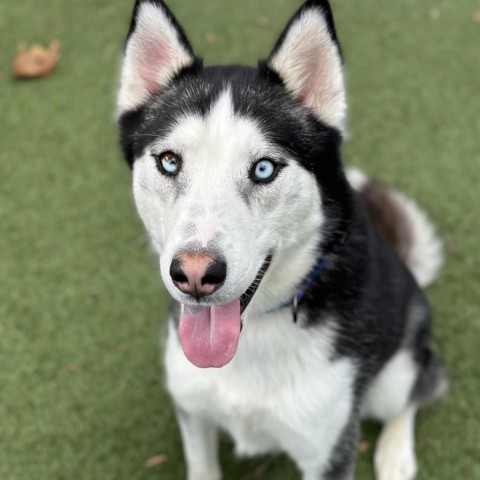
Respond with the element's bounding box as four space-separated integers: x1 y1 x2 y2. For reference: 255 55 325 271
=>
117 0 352 368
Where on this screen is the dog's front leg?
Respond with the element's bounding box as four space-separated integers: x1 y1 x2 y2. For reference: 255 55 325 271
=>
298 414 359 480
175 406 222 480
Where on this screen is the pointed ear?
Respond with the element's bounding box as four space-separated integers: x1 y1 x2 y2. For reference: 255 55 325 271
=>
117 0 197 117
266 0 346 135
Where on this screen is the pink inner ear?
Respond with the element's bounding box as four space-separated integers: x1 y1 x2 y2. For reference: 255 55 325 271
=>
298 72 330 109
118 2 196 114
266 10 346 132
295 63 322 106
138 41 171 94
298 80 316 105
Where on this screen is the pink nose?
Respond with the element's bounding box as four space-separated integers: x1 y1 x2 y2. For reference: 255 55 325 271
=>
170 253 227 299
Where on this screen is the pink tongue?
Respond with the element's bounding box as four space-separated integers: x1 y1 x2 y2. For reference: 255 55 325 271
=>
178 300 241 368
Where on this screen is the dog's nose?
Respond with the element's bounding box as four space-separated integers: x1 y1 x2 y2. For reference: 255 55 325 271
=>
170 253 227 299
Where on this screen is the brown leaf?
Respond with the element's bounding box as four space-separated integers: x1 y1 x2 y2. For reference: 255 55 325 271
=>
358 441 370 453
473 11 480 23
67 364 81 373
144 454 168 468
13 41 60 79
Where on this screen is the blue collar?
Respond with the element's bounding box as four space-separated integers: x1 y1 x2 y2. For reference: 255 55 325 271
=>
270 257 327 322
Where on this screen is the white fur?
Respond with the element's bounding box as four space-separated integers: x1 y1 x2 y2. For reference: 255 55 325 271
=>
117 2 194 116
132 89 352 479
345 167 369 191
361 350 418 422
375 405 418 480
385 188 443 288
361 349 420 479
132 90 325 313
346 167 443 288
175 410 221 480
269 9 346 135
165 311 356 479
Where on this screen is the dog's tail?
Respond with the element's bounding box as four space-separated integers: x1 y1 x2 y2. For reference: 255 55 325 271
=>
346 168 443 288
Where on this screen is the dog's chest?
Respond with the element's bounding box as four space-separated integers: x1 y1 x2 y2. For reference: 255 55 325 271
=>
165 313 356 456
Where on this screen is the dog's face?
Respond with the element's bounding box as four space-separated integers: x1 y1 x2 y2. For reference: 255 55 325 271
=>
117 0 352 367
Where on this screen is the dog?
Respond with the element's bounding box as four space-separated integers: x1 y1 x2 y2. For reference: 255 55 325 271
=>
116 1 448 478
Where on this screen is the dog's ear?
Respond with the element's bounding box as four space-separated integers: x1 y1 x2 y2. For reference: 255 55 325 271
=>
265 0 346 135
117 0 197 116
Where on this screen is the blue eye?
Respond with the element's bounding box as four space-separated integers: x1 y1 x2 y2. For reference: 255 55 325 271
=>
156 151 182 176
251 159 279 183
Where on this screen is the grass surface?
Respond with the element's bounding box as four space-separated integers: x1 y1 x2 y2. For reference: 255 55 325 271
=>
1 0 479 479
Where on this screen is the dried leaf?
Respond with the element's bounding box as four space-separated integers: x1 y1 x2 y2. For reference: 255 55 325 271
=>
473 11 480 23
67 364 81 373
144 454 168 468
13 41 60 79
358 441 370 453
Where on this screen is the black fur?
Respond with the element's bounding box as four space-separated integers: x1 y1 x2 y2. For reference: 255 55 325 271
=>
324 412 359 480
302 195 435 397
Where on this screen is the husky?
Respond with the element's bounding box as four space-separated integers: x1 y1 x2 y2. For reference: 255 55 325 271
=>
116 1 448 478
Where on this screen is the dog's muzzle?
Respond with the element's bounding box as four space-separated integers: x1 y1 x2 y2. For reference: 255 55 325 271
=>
176 254 272 369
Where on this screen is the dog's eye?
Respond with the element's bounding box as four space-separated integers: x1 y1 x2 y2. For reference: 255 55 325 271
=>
155 151 182 176
251 159 279 184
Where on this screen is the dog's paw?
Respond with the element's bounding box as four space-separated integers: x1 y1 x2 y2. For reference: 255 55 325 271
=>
374 436 417 480
187 468 221 480
188 474 221 480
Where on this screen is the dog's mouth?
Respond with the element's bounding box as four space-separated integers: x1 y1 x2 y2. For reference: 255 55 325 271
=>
178 255 272 369
240 254 272 314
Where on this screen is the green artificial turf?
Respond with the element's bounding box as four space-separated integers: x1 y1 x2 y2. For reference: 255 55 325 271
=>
0 0 479 479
